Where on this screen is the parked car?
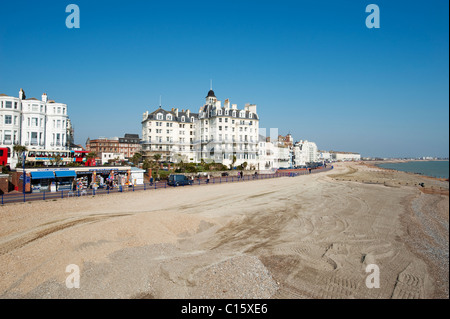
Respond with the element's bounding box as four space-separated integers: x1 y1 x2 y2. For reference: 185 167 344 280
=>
168 174 193 186
221 172 229 177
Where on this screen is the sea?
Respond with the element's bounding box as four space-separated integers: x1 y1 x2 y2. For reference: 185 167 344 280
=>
376 160 449 179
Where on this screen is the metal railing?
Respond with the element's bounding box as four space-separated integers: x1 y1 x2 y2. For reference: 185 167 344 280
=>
0 167 333 205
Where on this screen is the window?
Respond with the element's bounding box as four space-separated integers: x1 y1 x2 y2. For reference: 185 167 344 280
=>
14 116 18 125
157 113 163 120
32 118 38 127
4 130 12 142
5 101 12 109
31 132 38 145
181 116 185 122
167 114 172 120
14 102 18 109
57 107 61 114
219 118 222 123
4 115 12 124
218 109 222 115
32 104 39 112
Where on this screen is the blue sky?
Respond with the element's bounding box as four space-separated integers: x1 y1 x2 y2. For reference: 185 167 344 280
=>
0 0 448 158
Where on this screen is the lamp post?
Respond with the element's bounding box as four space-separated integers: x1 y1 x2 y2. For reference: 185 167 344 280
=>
22 151 26 194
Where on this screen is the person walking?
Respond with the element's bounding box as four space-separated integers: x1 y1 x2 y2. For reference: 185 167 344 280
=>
206 173 210 184
241 171 244 181
150 176 154 186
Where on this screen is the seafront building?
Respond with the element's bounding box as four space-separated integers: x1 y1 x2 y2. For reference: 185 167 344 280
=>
329 151 361 162
195 90 260 167
86 134 141 161
0 89 70 168
141 89 260 167
141 107 197 163
293 140 318 166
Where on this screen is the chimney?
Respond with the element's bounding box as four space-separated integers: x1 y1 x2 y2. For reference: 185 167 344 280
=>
19 88 25 100
186 109 190 117
42 93 48 103
232 104 237 110
175 108 179 117
224 99 230 109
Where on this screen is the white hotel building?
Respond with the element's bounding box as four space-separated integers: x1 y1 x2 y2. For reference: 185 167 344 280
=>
293 140 319 166
0 89 70 168
142 89 259 167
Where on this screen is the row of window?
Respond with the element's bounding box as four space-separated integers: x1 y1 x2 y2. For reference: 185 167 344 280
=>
215 109 254 118
202 119 254 126
0 130 64 146
200 112 255 119
0 114 67 129
149 129 194 135
151 121 194 129
0 101 67 114
0 101 18 109
155 114 195 122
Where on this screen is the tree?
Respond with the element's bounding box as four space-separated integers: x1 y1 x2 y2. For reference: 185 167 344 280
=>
50 154 63 166
153 154 161 164
242 162 248 170
87 151 97 159
131 153 142 166
232 155 237 168
13 145 28 162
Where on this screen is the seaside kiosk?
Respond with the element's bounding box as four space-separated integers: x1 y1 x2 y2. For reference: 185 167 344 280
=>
30 171 56 193
24 166 138 193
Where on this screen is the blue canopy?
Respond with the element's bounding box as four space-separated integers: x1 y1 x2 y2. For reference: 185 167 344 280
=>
55 170 76 178
31 171 55 179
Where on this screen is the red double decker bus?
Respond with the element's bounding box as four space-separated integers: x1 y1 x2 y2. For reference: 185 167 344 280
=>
0 147 8 167
73 150 96 166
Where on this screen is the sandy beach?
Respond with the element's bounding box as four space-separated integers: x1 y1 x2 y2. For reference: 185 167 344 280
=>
0 162 448 299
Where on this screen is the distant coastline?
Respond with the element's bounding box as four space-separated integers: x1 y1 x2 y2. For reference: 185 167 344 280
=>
370 160 449 180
